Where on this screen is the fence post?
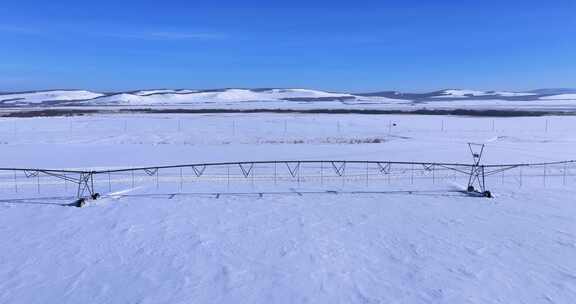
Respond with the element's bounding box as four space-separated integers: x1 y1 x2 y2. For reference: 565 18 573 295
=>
520 167 522 188
563 163 567 186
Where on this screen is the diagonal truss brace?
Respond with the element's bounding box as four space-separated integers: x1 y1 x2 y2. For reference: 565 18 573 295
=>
239 163 254 178
285 162 301 178
331 162 346 177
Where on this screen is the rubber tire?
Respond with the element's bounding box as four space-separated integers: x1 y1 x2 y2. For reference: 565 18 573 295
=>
73 198 86 208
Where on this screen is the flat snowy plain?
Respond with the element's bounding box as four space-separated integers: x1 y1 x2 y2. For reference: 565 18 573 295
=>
0 113 575 303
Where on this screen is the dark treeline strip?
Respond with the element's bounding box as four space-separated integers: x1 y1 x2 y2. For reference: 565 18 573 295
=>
2 108 574 118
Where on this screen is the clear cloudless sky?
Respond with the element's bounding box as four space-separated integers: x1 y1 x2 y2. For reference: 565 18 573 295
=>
0 0 574 92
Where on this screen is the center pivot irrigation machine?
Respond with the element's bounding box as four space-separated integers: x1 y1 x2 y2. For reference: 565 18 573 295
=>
1 144 575 207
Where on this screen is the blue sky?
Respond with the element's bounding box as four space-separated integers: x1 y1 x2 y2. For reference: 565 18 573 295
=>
0 0 574 92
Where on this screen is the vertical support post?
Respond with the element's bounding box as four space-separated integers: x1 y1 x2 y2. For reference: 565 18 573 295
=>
180 167 183 191
320 161 324 185
410 163 414 184
13 170 17 193
466 143 490 197
342 162 345 187
274 162 277 186
365 162 369 187
252 164 255 189
91 173 95 196
563 162 567 186
481 166 486 193
227 164 230 190
298 163 301 186
519 167 523 188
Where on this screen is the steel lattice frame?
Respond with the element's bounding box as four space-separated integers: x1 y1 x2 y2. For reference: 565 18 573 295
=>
2 158 576 201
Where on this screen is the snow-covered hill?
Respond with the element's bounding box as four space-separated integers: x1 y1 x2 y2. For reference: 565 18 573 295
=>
540 94 576 100
85 89 357 105
0 90 104 105
432 89 536 98
1 88 575 111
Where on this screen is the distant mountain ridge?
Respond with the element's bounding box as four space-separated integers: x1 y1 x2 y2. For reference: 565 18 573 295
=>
0 88 575 108
527 88 576 95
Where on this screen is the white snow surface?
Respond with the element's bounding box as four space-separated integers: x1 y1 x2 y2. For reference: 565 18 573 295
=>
0 90 103 104
2 190 575 303
541 94 576 100
0 113 575 303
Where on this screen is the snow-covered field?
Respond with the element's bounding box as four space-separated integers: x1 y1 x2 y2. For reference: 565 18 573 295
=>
1 113 575 303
